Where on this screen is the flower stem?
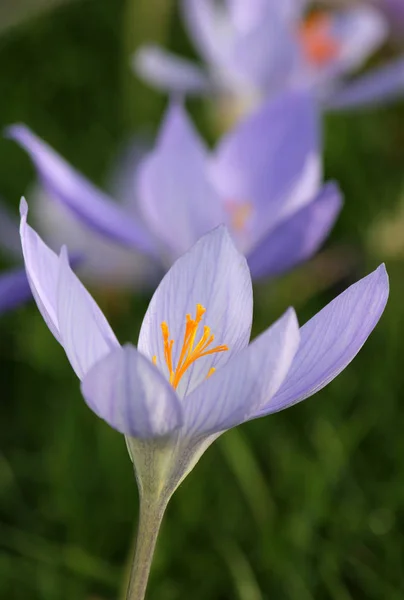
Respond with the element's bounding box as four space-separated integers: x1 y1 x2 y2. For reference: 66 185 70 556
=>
126 493 169 600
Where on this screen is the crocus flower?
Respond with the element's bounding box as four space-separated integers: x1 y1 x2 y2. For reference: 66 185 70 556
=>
0 137 159 316
8 90 342 283
134 0 404 113
20 198 388 599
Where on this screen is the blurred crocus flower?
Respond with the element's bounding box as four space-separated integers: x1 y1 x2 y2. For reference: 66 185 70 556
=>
0 133 160 315
134 0 404 113
20 201 388 595
7 90 342 285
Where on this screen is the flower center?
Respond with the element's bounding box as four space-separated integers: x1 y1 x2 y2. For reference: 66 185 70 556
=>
298 12 340 66
152 304 229 390
226 201 253 233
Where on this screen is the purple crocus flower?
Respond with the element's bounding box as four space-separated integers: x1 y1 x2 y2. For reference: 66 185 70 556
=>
20 198 388 598
134 0 404 112
8 90 342 283
0 136 159 299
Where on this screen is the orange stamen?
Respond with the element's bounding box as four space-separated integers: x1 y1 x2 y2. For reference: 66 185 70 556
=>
298 12 340 66
155 305 228 390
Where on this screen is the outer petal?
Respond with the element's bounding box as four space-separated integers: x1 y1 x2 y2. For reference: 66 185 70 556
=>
329 6 387 76
81 344 183 438
137 103 225 259
133 45 211 94
326 56 404 110
256 264 389 416
183 308 300 436
0 267 32 313
7 125 157 256
209 90 321 237
138 226 253 398
56 246 119 380
181 0 233 65
247 182 342 280
20 198 62 342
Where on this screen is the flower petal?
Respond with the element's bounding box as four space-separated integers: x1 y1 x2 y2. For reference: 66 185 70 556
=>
81 344 183 438
137 103 225 259
183 308 300 436
256 264 389 416
247 182 342 280
0 267 32 313
181 0 233 65
133 45 211 94
57 246 119 380
138 226 253 397
7 125 157 256
332 6 387 74
209 90 321 239
326 56 404 110
20 198 62 342
225 6 299 92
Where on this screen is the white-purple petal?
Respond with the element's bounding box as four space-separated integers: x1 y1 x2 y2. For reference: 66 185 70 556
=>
326 56 404 110
137 103 225 259
7 125 157 256
247 182 342 279
20 198 62 342
138 226 253 398
57 246 119 380
256 264 389 416
181 0 233 66
133 45 211 94
183 308 300 436
81 344 183 438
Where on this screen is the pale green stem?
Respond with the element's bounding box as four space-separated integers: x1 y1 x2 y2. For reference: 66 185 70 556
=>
125 492 169 600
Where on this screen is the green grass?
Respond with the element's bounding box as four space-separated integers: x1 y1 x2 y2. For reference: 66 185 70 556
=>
0 1 403 598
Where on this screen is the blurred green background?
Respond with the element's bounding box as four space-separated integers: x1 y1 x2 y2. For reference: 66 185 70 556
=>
0 1 404 599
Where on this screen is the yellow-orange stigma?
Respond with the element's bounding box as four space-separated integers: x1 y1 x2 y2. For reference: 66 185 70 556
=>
226 201 253 233
155 304 228 390
298 12 340 66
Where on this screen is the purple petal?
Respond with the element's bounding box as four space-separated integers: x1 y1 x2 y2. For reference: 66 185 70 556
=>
184 308 300 436
247 182 342 280
7 125 157 256
225 6 299 92
0 267 32 313
81 344 183 438
57 246 119 380
209 90 321 238
137 103 225 259
326 56 404 110
181 0 233 65
31 185 160 291
256 264 389 416
133 45 211 94
315 6 388 79
138 226 253 398
20 198 62 343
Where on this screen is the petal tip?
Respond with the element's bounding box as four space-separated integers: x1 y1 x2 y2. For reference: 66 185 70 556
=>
19 197 28 219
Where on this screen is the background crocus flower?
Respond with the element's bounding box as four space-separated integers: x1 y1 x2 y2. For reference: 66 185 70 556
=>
20 198 388 600
134 0 404 114
1 131 159 303
7 90 342 284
